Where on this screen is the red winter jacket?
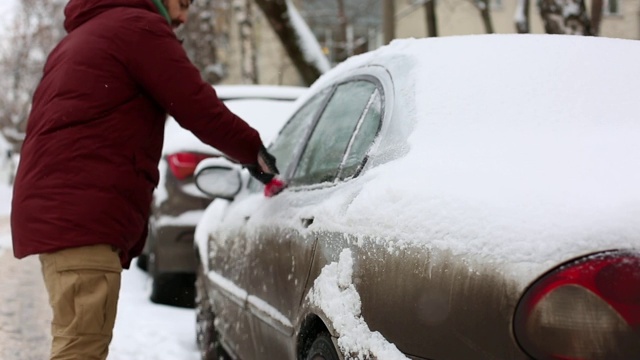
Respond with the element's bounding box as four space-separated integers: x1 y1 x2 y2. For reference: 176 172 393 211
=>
11 0 263 268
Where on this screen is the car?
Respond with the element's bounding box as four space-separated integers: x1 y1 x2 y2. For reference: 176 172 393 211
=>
192 35 640 360
141 85 307 307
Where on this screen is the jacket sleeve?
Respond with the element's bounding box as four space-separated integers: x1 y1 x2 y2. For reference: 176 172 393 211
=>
125 15 262 165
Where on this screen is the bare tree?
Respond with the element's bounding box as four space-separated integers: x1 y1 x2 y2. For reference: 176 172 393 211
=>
538 0 593 35
180 0 229 84
382 0 395 44
590 0 604 35
253 0 330 85
233 0 258 83
425 0 438 37
474 0 495 33
514 0 530 33
335 0 349 62
300 0 381 65
0 0 66 151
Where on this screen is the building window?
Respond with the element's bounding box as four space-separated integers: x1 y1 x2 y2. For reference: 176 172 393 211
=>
605 0 620 15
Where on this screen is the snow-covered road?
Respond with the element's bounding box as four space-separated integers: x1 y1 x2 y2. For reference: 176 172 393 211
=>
0 250 51 360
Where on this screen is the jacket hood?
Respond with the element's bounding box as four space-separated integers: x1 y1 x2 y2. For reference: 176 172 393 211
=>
64 0 158 32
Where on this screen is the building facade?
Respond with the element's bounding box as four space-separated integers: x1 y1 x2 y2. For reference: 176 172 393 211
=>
395 0 639 40
218 0 639 86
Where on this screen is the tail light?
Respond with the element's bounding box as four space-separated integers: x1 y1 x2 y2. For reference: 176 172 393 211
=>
167 152 213 180
514 250 640 360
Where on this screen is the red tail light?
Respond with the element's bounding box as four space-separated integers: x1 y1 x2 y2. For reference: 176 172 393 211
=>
514 250 640 360
167 152 213 180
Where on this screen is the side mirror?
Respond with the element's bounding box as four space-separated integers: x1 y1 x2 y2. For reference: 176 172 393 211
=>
194 157 243 200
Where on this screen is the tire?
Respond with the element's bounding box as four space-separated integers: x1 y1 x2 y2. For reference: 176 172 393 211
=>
305 332 339 360
195 263 228 360
136 253 149 272
150 272 196 308
148 246 195 308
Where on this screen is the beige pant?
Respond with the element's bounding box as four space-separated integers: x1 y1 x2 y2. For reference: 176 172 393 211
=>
39 244 122 360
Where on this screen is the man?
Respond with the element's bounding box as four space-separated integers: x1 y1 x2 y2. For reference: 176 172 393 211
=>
10 0 278 359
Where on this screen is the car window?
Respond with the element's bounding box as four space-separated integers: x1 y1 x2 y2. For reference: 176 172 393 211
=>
247 90 329 192
339 88 382 180
291 80 379 186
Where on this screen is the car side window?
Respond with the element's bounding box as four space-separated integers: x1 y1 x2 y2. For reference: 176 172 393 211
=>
247 91 329 192
339 88 382 180
291 80 379 186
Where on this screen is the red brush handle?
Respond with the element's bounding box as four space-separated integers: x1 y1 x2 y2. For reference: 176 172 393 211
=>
264 177 286 197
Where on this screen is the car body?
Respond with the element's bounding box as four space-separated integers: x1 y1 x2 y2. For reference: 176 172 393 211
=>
142 85 306 307
193 35 640 359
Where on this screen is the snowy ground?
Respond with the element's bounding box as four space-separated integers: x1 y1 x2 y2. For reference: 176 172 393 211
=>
0 183 199 360
110 267 199 360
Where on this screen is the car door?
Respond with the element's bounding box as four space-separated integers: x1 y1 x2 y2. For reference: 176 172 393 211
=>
206 90 331 358
243 77 384 358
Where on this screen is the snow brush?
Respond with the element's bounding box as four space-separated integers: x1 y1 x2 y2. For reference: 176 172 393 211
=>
264 177 287 197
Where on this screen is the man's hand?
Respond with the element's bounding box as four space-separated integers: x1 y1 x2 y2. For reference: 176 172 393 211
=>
246 146 279 185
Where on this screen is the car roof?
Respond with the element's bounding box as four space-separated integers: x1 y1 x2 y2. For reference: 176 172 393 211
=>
213 84 307 101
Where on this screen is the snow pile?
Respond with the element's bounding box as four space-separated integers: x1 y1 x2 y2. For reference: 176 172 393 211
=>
308 249 408 360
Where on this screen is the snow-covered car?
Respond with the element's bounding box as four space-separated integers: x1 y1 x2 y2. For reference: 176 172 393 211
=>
141 85 307 307
192 35 640 360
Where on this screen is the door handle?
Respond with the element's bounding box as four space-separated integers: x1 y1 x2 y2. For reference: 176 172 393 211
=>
301 217 314 228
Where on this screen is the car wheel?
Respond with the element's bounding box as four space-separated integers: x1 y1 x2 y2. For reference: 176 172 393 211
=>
150 272 196 308
148 247 195 308
195 262 228 360
305 332 339 360
136 253 149 272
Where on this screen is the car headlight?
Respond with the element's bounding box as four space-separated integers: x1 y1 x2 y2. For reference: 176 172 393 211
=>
514 250 640 360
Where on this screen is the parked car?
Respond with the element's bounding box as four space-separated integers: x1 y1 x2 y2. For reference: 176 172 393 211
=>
193 35 640 360
140 85 306 307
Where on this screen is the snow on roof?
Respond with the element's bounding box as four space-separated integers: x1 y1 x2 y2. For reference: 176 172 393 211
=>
348 35 640 264
255 35 640 271
213 84 307 101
